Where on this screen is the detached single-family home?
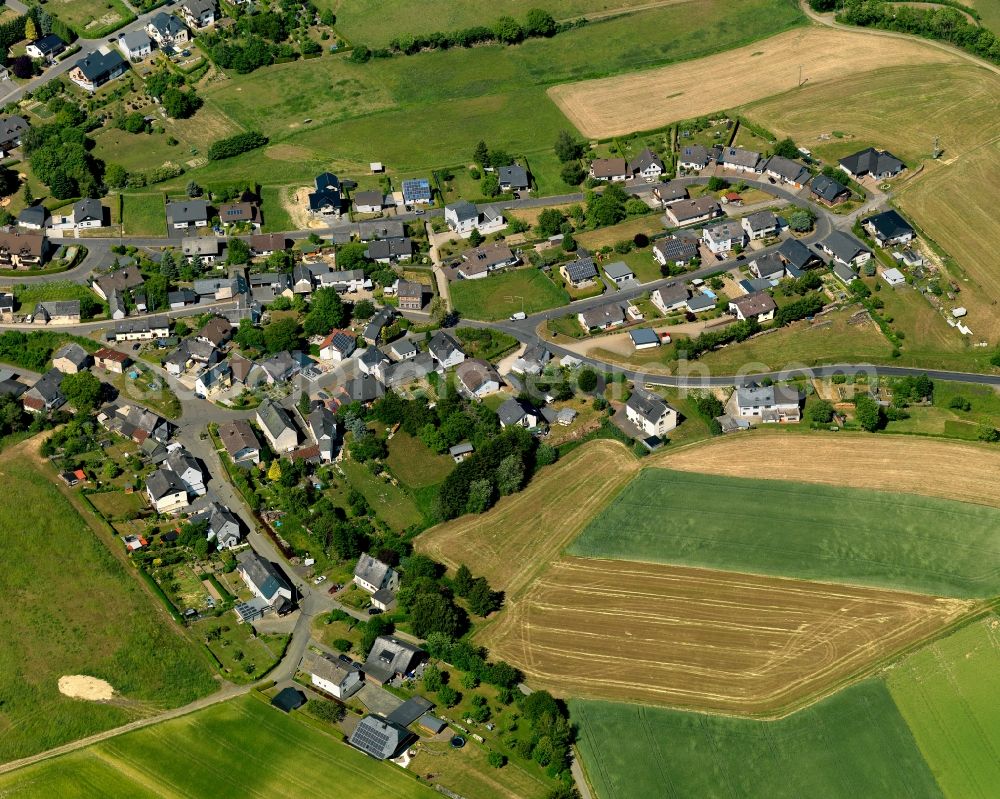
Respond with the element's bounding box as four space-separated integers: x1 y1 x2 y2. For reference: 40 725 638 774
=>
92 264 144 300
319 329 356 362
651 282 689 315
778 238 822 271
749 251 786 280
357 347 388 376
25 35 66 62
578 303 625 331
498 164 531 193
397 280 423 311
652 181 688 206
349 715 414 760
510 342 550 376
366 237 413 264
629 148 664 180
720 146 761 174
401 178 432 206
118 30 152 60
666 196 720 227
147 12 189 46
353 189 384 214
729 291 776 323
428 331 465 369
51 198 104 230
626 389 678 438
741 210 778 241
52 342 91 374
237 548 294 613
819 231 871 268
22 368 65 413
182 237 220 264
455 358 501 399
218 419 261 466
678 144 710 171
18 205 48 230
498 397 539 429
0 115 29 156
702 220 744 254
218 201 257 229
561 256 599 288
810 174 851 206
93 347 131 373
444 200 504 237
318 268 368 293
146 468 188 513
590 157 629 181
250 233 288 256
354 552 400 595
603 261 636 286
863 209 915 248
306 653 362 700
653 236 698 268
361 307 394 344
33 300 80 325
458 243 518 279
181 0 217 29
839 147 904 181
308 172 343 216
358 220 405 242
195 361 231 396
192 501 242 549
735 383 801 422
256 399 299 453
763 155 810 188
0 229 46 268
69 49 128 92
166 199 209 229
388 337 418 361
197 317 233 348
362 635 426 686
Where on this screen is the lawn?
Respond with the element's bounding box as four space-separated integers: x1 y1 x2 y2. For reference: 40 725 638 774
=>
193 618 288 683
571 680 942 799
120 193 167 237
385 431 454 489
48 0 135 37
0 447 217 763
574 216 665 252
568 467 1000 598
87 490 147 520
887 381 1000 438
974 0 1000 33
0 694 438 798
260 185 296 233
340 458 424 530
887 616 1000 799
450 268 569 321
13 282 102 314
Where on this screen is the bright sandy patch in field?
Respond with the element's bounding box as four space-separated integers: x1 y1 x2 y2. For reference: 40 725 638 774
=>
548 26 961 138
58 675 115 701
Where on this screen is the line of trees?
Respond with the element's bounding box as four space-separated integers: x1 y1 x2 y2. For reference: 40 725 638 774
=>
208 131 268 161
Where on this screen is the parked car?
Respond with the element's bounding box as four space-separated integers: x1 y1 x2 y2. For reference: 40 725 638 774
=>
338 654 352 664
367 607 382 615
313 575 327 585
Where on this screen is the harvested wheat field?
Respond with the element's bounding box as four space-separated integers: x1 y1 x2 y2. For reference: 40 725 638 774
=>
481 557 974 714
655 432 1000 508
549 26 960 138
416 439 638 597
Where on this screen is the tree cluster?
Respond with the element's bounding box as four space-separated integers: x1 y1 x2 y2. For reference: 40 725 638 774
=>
24 103 103 199
773 292 824 326
453 563 503 616
378 9 558 56
683 318 761 359
207 131 268 161
423 633 522 689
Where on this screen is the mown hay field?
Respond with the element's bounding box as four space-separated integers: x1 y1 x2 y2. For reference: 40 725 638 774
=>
548 27 961 138
570 467 1000 598
480 557 971 713
570 680 943 799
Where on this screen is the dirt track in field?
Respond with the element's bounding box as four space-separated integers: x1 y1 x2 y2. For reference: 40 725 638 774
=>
480 557 973 714
655 432 1000 509
548 26 961 138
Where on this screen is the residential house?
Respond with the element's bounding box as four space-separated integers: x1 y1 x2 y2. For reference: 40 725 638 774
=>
652 181 688 206
22 368 64 413
719 146 761 174
229 353 264 387
819 231 871 268
362 635 426 685
260 351 301 384
449 442 474 462
561 256 599 288
810 174 851 206
25 35 66 62
349 715 414 760
749 251 786 280
0 229 46 268
362 307 394 344
444 201 504 237
578 303 625 331
881 267 906 287
33 300 80 325
428 331 465 369
250 272 293 302
589 157 628 181
354 553 399 594
741 210 778 241
182 236 220 263
735 383 801 422
678 144 710 171
455 358 501 399
164 338 219 375
388 337 418 361
778 237 822 271
626 389 678 438
146 12 189 46
104 401 170 443
378 355 433 390
181 0 216 29
317 269 368 293
651 282 689 315
357 347 388 375
165 447 206 496
145 468 188 513
653 236 698 268
603 261 635 286
197 317 233 348
665 196 720 227
250 233 288 256
69 49 128 92
92 264 143 300
629 148 664 180
218 419 261 466
729 291 776 323
192 501 242 549
498 397 538 429
168 288 197 309
366 237 413 264
397 280 423 311
52 342 91 374
353 189 384 214
306 653 362 700
686 293 715 314
218 201 258 229
93 347 131 373
0 376 25 400
357 220 405 241
256 399 299 452
194 361 231 396
307 405 337 462
864 209 915 248
702 220 744 255
458 243 518 279
236 548 294 613
18 205 48 230
498 164 531 192
306 171 343 216
118 30 152 60
0 115 28 156
167 199 209 229
629 328 660 350
319 329 356 362
763 155 810 188
107 290 126 321
401 178 432 206
839 147 904 181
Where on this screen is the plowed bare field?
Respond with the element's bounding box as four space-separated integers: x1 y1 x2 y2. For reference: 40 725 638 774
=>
548 27 960 138
480 557 974 714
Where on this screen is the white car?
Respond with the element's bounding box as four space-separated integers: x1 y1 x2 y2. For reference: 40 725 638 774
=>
313 575 327 585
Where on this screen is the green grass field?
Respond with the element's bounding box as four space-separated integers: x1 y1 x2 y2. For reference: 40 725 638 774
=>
340 459 424 530
0 452 217 763
121 193 167 237
0 694 437 798
12 281 101 312
568 468 1000 597
571 680 941 799
451 268 569 320
48 0 134 36
386 432 454 489
887 617 1000 799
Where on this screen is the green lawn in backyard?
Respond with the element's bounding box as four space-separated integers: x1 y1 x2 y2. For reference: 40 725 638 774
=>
0 694 437 798
86 490 147 520
48 0 134 37
887 616 1000 799
618 246 664 284
340 459 424 530
885 381 1000 438
12 281 100 312
451 268 569 320
568 468 1000 597
385 431 454 489
192 618 288 683
571 680 941 799
574 216 665 252
0 451 217 763
260 185 295 232
121 193 167 237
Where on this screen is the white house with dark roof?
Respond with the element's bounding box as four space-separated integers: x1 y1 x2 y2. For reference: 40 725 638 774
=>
237 548 293 612
25 35 66 62
256 399 299 452
69 48 128 92
308 405 338 462
729 291 776 323
498 164 530 192
362 636 426 685
626 389 677 438
0 114 29 156
763 155 810 188
702 220 744 254
428 331 465 369
349 715 414 760
166 199 209 229
118 30 152 60
181 0 217 28
719 146 761 174
678 144 710 171
145 468 188 513
629 148 665 180
306 652 362 699
218 419 261 465
455 358 501 399
603 261 635 286
458 243 518 279
810 174 851 206
735 383 801 422
653 237 698 268
590 157 628 181
863 210 915 248
741 210 778 241
666 196 720 227
353 189 384 214
165 448 206 496
192 501 242 549
839 147 904 181
560 256 599 288
651 282 689 315
578 303 625 331
498 397 538 428
147 11 189 46
819 231 871 268
353 552 399 595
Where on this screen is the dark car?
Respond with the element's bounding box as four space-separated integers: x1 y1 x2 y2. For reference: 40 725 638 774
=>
338 653 352 665
367 607 382 615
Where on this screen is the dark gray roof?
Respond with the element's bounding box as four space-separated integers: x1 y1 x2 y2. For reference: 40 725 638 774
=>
362 635 425 684
629 328 660 346
74 49 127 82
743 209 778 232
654 181 688 202
679 144 709 165
446 200 477 222
653 237 697 263
603 261 634 280
497 397 536 426
149 11 186 36
778 237 821 270
53 342 90 367
810 174 850 203
387 695 434 727
358 220 405 241
839 147 904 178
27 35 63 56
429 330 463 362
366 237 412 260
864 209 914 241
237 549 292 601
653 281 689 306
354 552 393 588
821 231 870 264
146 467 186 500
752 251 785 278
720 146 760 169
764 155 810 184
627 388 669 425
271 687 306 712
353 189 383 207
563 257 598 283
166 199 208 225
18 205 47 226
579 303 625 328
120 30 151 51
629 147 664 174
349 715 413 760
498 164 529 188
256 398 296 439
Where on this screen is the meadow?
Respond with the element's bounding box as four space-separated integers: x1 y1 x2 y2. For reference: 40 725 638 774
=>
887 617 1000 799
570 680 942 799
0 448 217 763
120 193 167 237
0 695 438 798
569 467 1000 597
450 269 569 320
48 0 134 37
